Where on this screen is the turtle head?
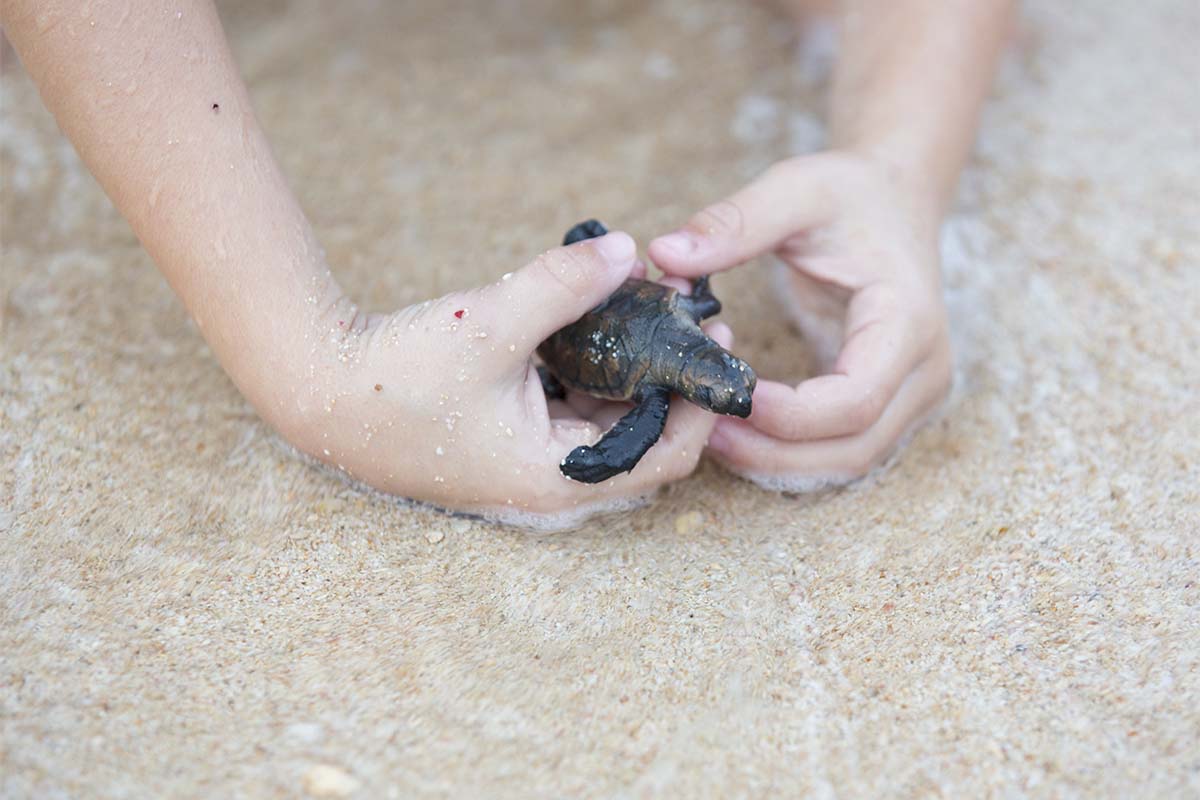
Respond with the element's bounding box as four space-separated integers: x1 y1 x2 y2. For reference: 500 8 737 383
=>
682 347 757 418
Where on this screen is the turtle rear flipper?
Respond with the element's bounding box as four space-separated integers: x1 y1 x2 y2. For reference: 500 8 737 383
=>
560 387 670 483
679 276 721 321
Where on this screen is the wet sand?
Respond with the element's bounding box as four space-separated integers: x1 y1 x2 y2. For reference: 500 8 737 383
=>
2 1 1198 796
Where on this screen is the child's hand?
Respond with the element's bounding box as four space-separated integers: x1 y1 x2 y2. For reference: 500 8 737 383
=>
283 232 722 520
648 152 952 486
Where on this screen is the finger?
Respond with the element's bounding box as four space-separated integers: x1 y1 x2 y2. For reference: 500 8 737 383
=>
749 284 931 440
658 275 693 295
545 398 584 421
547 417 604 451
562 390 608 419
703 320 734 350
648 159 825 277
547 398 636 437
475 231 637 350
709 356 951 482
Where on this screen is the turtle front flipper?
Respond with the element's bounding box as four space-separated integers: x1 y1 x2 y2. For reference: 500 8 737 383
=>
537 365 567 401
679 276 721 321
560 386 670 483
563 219 609 246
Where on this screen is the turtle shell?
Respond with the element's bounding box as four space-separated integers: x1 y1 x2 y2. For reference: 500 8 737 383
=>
537 278 679 401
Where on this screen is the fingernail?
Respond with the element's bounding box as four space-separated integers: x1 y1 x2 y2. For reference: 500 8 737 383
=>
592 231 636 265
653 231 699 258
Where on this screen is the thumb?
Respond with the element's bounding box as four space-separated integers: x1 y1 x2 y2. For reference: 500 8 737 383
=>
476 231 637 346
648 159 821 278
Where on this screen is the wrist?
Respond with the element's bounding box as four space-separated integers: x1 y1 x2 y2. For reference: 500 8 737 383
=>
228 279 363 447
839 145 947 242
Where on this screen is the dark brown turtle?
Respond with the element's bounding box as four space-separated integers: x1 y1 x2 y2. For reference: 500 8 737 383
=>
538 219 757 483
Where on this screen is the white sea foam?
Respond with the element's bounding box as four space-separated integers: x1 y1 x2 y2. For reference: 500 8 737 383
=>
273 435 653 532
733 470 852 495
787 111 826 154
730 94 782 144
794 18 838 86
475 493 653 534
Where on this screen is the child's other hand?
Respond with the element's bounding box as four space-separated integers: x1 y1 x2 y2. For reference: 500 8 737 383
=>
282 232 721 521
648 152 952 486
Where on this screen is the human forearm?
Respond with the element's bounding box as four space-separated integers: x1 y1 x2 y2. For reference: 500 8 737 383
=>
828 0 1015 225
1 0 335 431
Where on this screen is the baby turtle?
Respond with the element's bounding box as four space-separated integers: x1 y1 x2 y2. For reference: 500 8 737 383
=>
539 219 757 483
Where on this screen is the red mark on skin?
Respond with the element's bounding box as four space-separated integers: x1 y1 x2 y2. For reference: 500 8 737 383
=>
338 320 344 326
454 309 465 319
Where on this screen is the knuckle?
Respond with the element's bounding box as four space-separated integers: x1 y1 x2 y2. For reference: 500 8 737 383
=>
774 406 808 440
871 282 905 313
764 157 803 183
713 434 753 471
766 414 802 442
689 199 746 240
533 248 599 301
653 443 695 483
666 455 697 483
911 302 948 348
533 252 575 296
846 391 886 432
679 443 705 477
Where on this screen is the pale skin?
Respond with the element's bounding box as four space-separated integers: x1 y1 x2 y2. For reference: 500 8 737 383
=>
1 0 1011 517
652 0 1015 483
